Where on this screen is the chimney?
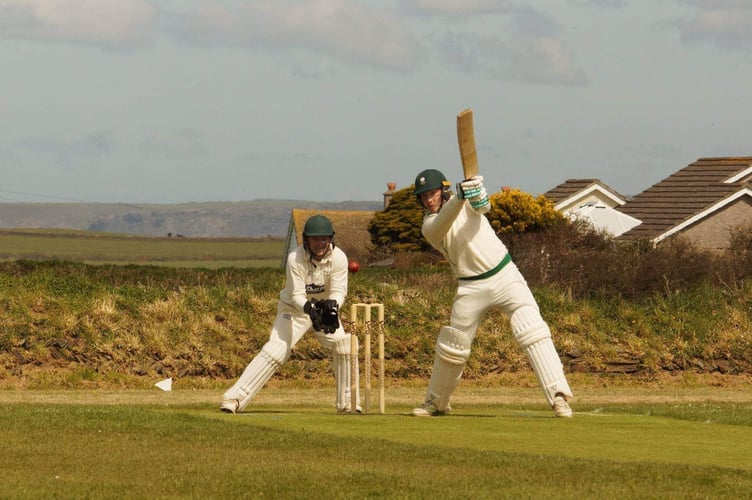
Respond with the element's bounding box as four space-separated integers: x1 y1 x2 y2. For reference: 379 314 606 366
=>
383 182 397 209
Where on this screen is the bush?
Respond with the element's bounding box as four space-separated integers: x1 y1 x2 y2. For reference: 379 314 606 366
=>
368 186 428 253
369 186 566 258
486 188 565 235
503 222 752 300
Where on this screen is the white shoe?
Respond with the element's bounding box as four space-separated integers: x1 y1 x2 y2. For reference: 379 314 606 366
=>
553 394 573 418
220 399 239 414
411 401 450 417
338 405 363 414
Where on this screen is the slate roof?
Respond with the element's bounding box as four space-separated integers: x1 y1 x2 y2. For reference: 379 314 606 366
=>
617 157 752 242
542 179 627 207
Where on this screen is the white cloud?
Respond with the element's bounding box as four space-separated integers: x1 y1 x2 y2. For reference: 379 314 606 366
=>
169 0 425 71
436 4 587 86
399 0 511 16
140 129 208 159
0 0 584 81
0 0 157 48
568 0 626 8
439 31 586 85
0 1 425 70
506 36 588 85
679 1 752 49
12 129 116 170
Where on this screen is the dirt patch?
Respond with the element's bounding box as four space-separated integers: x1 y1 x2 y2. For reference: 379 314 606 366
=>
1 372 749 407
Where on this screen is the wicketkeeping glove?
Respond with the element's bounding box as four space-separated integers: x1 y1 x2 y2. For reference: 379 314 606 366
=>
304 299 340 334
318 299 340 334
304 299 323 331
457 175 485 200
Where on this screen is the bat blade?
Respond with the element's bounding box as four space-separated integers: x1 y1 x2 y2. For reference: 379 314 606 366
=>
456 108 478 180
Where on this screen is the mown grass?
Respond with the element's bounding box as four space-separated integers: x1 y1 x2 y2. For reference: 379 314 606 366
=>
0 389 751 499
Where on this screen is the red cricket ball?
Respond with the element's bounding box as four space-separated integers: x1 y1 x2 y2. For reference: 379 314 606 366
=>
348 260 360 273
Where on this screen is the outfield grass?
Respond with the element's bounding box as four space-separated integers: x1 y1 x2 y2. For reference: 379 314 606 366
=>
1 383 750 499
0 229 285 267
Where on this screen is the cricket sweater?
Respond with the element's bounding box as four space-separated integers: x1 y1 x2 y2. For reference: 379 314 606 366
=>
422 195 510 280
280 244 348 313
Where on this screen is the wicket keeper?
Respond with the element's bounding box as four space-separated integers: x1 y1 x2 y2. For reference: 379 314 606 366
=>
220 215 361 414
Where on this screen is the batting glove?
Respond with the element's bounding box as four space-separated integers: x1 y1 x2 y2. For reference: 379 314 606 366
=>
470 190 491 214
457 176 484 200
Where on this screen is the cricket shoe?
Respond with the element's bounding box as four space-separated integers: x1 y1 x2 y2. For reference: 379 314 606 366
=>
411 401 450 417
338 405 363 414
552 394 573 418
220 399 239 414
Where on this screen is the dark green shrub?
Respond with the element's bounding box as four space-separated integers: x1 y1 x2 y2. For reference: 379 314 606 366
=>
368 186 427 253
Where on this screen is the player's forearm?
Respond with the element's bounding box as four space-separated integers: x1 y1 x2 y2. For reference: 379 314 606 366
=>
327 277 347 306
327 252 348 306
422 195 464 242
284 264 310 312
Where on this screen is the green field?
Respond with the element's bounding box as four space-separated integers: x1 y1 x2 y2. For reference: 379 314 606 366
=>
1 230 751 498
1 382 751 499
0 229 285 268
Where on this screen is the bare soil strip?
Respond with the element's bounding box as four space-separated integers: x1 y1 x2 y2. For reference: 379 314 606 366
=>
1 373 749 407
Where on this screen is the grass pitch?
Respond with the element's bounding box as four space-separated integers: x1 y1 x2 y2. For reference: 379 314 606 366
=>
1 382 751 499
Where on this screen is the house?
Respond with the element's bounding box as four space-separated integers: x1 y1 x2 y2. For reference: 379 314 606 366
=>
282 209 376 267
617 157 752 250
542 179 640 236
544 158 752 250
568 202 641 237
543 178 629 212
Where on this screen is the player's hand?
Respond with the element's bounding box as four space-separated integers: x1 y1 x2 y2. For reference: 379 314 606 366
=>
305 299 325 331
457 175 484 200
470 189 491 214
318 299 340 334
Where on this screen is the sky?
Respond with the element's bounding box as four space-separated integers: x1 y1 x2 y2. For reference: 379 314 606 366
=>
1 0 751 204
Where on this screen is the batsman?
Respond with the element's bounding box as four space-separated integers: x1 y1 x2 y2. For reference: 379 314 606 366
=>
220 214 361 414
411 109 573 418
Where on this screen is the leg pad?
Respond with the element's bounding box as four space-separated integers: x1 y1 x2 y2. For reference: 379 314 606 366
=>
222 341 287 412
423 326 472 412
511 306 573 406
332 335 360 412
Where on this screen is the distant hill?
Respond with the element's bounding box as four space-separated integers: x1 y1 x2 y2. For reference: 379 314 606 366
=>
0 200 383 238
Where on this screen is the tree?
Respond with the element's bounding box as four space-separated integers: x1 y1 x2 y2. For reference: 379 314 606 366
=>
368 186 429 252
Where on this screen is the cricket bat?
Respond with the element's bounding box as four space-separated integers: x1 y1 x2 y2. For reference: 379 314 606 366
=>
457 108 478 181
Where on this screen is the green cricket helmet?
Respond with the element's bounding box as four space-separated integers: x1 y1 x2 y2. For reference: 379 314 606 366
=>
302 214 336 256
303 215 335 237
414 169 451 202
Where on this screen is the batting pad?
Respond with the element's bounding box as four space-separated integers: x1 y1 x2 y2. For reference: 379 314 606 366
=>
511 306 572 406
333 335 360 412
510 305 551 348
424 326 472 412
524 337 573 405
223 341 287 412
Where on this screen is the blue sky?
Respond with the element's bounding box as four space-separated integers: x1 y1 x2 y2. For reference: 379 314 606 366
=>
1 0 750 204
